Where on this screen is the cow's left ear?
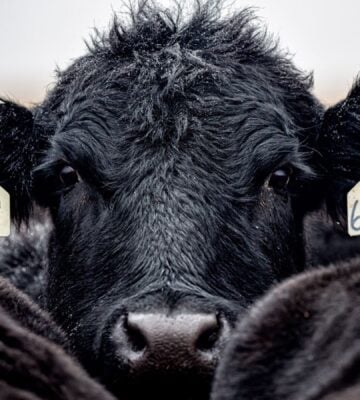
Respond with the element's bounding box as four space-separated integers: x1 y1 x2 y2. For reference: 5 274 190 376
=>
316 80 360 225
0 100 44 223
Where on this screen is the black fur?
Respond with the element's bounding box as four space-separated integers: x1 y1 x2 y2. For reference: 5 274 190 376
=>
305 211 360 268
2 211 356 305
0 277 65 346
211 258 360 400
1 1 359 398
0 214 50 304
0 278 115 400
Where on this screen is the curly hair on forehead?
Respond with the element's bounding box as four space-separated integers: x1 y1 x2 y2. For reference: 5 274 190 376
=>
89 0 310 84
44 0 320 149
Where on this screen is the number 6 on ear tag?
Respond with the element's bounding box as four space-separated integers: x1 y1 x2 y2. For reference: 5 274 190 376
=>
348 182 360 236
0 186 10 237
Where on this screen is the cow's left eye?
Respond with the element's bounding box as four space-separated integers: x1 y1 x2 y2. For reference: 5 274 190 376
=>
268 167 292 191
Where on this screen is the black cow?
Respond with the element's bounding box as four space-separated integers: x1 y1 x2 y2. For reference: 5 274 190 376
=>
0 1 358 399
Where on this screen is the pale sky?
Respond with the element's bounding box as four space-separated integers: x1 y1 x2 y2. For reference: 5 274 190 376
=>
0 0 359 107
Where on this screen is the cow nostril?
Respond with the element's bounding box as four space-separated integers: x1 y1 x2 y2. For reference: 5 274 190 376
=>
196 318 220 351
125 317 147 352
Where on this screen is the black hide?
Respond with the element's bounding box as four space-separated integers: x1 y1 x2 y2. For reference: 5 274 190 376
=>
211 258 360 400
0 277 115 400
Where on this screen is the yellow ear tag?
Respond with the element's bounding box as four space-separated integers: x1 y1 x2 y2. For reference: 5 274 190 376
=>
0 187 10 237
347 182 360 236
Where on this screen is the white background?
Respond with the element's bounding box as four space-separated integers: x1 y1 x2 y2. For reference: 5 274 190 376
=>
0 0 359 107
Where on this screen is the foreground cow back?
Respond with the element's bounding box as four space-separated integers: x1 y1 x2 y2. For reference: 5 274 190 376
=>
212 257 360 400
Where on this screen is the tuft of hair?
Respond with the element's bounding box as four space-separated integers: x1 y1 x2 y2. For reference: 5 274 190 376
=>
89 0 312 88
45 0 321 147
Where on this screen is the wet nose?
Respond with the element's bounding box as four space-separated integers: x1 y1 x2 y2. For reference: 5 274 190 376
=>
112 313 228 374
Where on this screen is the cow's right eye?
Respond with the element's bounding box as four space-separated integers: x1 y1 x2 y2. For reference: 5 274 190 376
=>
59 165 80 187
268 166 292 192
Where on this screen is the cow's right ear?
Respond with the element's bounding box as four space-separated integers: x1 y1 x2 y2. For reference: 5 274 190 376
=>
0 100 44 224
315 80 360 226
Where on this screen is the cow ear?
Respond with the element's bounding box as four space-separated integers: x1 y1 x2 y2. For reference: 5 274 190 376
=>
0 100 43 224
317 79 360 226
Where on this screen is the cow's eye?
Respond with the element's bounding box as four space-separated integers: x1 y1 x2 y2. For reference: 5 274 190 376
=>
59 165 79 187
268 167 292 191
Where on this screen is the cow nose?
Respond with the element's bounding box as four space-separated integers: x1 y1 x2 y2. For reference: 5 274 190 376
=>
112 313 228 374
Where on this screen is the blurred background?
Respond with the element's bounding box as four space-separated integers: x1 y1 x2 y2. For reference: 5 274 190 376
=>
0 0 359 107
